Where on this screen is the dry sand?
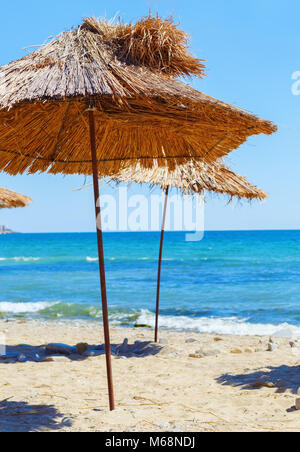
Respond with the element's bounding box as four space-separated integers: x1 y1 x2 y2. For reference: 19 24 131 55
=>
1 319 300 432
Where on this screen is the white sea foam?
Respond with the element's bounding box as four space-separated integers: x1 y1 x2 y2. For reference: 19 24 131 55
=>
13 257 40 262
0 257 40 262
134 309 300 337
0 301 299 338
0 301 57 313
86 257 98 262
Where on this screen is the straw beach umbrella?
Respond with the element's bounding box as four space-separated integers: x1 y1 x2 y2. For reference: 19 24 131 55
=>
0 187 32 209
115 161 267 199
112 160 267 342
0 15 276 410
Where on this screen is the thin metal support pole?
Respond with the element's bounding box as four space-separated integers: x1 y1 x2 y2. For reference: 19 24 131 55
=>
88 109 115 411
154 186 169 343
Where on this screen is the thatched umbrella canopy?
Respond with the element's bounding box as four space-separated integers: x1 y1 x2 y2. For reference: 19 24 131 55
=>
0 16 276 176
0 187 32 209
111 160 267 341
112 160 267 200
0 15 276 410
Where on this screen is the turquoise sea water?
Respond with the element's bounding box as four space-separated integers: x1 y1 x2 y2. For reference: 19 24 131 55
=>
0 231 300 336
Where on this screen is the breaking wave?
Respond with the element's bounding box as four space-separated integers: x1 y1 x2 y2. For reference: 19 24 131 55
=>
0 302 300 337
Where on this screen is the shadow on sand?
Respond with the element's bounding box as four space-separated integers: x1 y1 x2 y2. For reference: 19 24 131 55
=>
216 365 300 394
0 399 72 432
0 340 163 363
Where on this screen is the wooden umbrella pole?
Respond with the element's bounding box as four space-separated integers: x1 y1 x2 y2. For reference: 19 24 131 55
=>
88 109 115 411
154 186 169 343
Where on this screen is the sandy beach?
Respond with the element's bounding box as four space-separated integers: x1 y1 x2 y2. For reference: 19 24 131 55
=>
1 319 300 432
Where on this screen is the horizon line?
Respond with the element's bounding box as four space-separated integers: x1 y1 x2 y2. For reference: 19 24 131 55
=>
6 228 300 234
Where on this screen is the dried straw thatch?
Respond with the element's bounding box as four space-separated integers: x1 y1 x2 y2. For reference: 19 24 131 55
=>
0 187 32 209
111 161 267 201
0 15 276 176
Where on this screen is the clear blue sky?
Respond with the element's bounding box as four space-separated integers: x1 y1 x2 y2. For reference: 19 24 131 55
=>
0 0 299 232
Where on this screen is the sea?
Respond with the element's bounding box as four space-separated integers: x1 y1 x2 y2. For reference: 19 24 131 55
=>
0 230 300 336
